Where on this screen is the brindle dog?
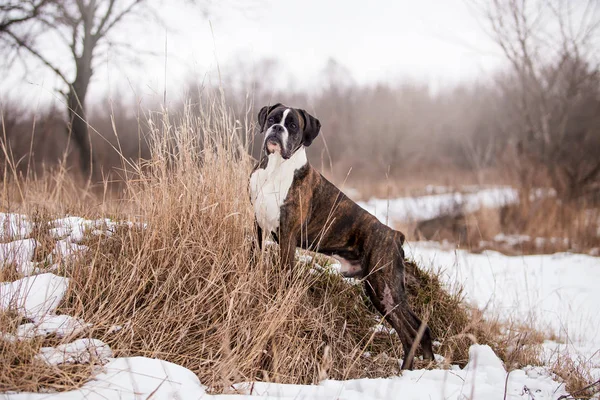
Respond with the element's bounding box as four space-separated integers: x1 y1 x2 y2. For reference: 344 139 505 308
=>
249 103 434 370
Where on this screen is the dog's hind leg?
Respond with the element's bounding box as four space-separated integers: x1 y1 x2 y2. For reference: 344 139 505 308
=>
407 307 435 362
366 268 434 370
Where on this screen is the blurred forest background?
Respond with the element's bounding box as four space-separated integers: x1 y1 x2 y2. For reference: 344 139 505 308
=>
0 0 599 207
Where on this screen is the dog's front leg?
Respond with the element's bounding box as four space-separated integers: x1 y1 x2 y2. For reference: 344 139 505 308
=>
279 206 301 270
278 227 298 270
254 220 263 251
249 220 263 265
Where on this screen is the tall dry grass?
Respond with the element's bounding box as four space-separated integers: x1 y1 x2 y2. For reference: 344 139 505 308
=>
1 98 407 391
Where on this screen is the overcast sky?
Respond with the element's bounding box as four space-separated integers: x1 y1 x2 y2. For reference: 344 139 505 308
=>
1 0 507 107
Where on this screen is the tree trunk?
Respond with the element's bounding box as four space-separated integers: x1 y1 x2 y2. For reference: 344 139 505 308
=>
67 18 96 181
67 82 93 180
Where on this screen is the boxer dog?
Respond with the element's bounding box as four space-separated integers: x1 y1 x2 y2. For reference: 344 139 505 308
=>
249 103 434 370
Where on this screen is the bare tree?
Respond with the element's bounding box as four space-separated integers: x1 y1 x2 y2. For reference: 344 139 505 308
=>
475 0 600 201
0 0 208 179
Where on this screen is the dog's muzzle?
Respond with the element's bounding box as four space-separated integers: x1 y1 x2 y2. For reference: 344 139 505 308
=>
265 135 282 154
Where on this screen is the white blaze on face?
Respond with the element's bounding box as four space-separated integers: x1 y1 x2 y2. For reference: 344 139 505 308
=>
279 108 290 152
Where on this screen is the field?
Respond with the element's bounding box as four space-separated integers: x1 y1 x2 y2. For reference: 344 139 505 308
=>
0 103 599 400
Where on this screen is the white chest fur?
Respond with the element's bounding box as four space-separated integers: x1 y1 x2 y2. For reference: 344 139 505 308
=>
249 147 307 234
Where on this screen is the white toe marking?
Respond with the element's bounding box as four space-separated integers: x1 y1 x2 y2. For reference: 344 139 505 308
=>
333 255 362 277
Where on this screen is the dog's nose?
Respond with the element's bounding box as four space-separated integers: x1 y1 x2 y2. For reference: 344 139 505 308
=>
271 125 284 134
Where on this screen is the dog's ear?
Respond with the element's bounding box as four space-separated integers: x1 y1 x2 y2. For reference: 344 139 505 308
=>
257 103 282 131
298 109 321 147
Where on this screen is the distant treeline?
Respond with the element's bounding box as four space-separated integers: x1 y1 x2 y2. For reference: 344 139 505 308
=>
1 55 599 202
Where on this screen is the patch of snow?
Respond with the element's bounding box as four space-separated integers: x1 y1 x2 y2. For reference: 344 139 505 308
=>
4 356 206 399
296 251 313 264
370 324 395 335
36 338 112 366
0 273 69 321
0 239 38 270
13 346 557 399
125 221 147 230
532 237 569 248
7 315 89 341
91 228 111 237
425 185 452 195
0 213 33 240
465 344 507 383
49 239 88 263
231 345 566 400
16 261 38 276
407 242 600 359
358 186 518 224
50 217 119 242
493 233 531 246
107 324 123 334
541 340 600 376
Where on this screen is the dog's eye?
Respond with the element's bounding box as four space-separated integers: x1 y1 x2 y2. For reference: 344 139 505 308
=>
267 117 274 123
290 123 297 129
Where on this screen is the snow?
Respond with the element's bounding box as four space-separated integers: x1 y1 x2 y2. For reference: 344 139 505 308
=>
0 273 69 321
5 315 89 341
2 357 206 400
50 217 118 242
0 213 33 240
229 346 566 400
1 345 568 400
50 239 88 262
36 338 113 366
0 239 39 274
406 241 600 364
357 186 518 223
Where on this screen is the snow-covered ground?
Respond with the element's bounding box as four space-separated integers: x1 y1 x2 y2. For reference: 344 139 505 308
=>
407 242 600 378
407 242 600 346
0 345 569 399
1 207 599 399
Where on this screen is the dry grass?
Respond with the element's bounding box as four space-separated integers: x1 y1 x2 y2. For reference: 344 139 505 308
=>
0 307 96 393
551 354 599 399
405 197 599 256
0 98 595 395
457 197 600 255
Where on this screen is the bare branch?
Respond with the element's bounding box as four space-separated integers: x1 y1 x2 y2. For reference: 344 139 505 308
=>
2 28 69 85
94 0 117 37
93 0 144 40
0 0 51 32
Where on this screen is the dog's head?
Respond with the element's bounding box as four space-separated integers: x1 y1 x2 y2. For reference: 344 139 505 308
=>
258 103 321 159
